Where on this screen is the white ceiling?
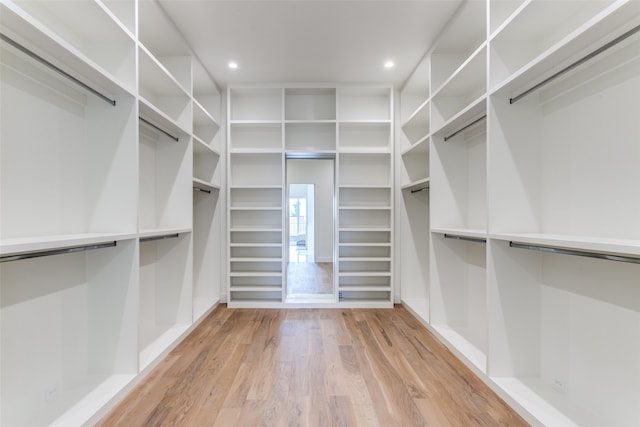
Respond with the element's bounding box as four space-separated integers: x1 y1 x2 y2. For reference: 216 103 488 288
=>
157 0 463 89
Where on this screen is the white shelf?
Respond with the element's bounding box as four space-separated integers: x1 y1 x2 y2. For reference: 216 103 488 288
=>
491 232 640 258
430 0 486 91
401 178 430 192
401 298 430 325
139 98 190 139
401 100 430 144
339 242 391 247
229 286 283 292
491 377 605 427
284 119 336 124
339 286 392 292
193 97 219 127
229 119 282 125
0 232 137 256
432 227 487 240
339 227 392 232
338 184 392 189
230 206 281 211
432 324 487 374
431 45 487 131
339 119 391 124
138 44 189 98
1 0 137 95
339 272 392 277
229 228 282 233
47 374 136 427
230 243 282 247
490 1 640 94
193 178 219 193
229 272 282 277
138 227 192 239
401 137 429 157
230 185 283 190
193 136 220 156
193 297 218 323
431 95 487 139
139 325 191 371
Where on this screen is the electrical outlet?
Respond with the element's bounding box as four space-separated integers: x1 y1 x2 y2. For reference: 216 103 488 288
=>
551 378 565 393
44 385 59 401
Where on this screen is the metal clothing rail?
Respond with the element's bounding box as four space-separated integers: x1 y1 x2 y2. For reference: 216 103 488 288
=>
0 33 117 106
510 23 640 104
509 241 640 265
139 117 179 142
444 233 486 244
0 241 116 263
194 187 211 194
139 233 180 243
410 186 429 194
444 115 486 142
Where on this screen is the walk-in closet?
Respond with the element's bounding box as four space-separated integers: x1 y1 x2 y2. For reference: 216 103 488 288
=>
1 0 639 425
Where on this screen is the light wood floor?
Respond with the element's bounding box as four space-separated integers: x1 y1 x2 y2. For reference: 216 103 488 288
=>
286 262 333 295
98 306 528 426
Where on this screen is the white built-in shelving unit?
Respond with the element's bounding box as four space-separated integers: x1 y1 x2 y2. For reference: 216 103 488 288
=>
0 0 223 424
227 85 393 307
398 0 640 425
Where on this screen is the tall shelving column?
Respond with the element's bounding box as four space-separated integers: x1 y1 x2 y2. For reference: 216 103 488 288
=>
398 57 431 319
0 0 139 425
227 88 285 306
487 1 640 425
137 0 194 372
192 60 223 320
428 0 488 375
337 86 394 307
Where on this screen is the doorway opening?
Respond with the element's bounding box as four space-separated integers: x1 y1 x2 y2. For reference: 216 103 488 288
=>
289 184 314 263
285 158 335 302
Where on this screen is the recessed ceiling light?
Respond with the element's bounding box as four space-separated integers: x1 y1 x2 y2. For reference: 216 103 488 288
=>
228 61 238 69
384 60 395 69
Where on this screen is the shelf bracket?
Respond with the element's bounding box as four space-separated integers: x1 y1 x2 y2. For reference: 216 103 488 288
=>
444 115 486 142
140 233 180 243
444 233 486 244
509 241 640 264
510 23 640 104
0 33 117 106
0 241 117 263
139 117 179 142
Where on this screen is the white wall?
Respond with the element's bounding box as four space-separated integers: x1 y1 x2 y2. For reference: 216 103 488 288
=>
287 159 334 263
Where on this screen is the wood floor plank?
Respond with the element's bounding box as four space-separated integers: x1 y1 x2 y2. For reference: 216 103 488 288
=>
99 305 529 427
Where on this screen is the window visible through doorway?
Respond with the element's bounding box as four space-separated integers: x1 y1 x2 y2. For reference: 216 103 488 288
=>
289 184 313 263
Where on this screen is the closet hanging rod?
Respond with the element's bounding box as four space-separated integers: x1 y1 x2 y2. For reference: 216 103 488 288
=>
444 233 486 244
444 115 486 142
140 233 180 243
509 241 640 264
193 187 211 194
139 117 179 142
0 241 116 263
410 186 429 194
0 33 116 106
510 23 640 104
